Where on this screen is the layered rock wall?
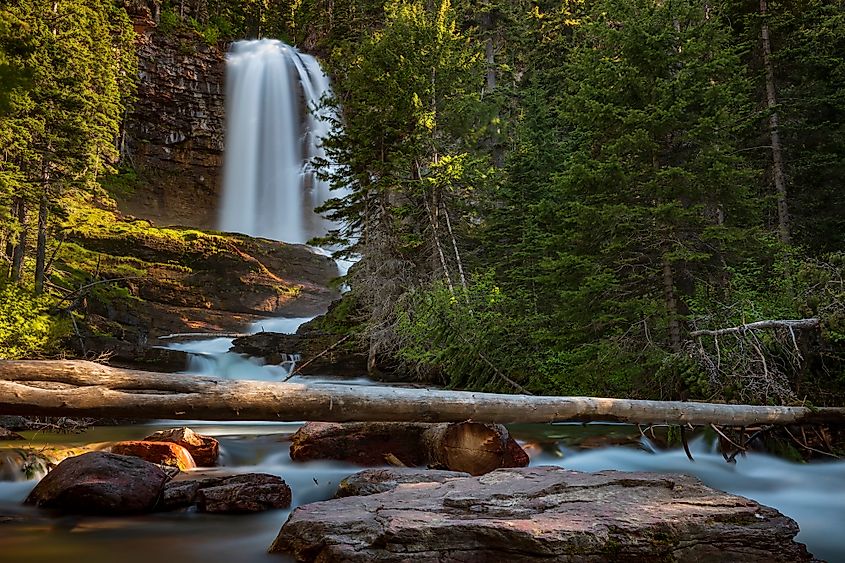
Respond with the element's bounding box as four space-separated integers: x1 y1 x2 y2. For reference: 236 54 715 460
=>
123 7 226 229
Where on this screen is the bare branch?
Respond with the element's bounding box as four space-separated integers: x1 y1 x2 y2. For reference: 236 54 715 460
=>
690 318 819 337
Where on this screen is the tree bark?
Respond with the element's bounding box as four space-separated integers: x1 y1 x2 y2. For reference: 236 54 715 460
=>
34 167 49 294
1 360 844 426
10 196 26 282
480 5 503 168
662 253 682 353
4 198 18 266
760 0 790 244
422 421 524 475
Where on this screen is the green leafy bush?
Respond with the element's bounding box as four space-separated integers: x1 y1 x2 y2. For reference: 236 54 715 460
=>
0 282 68 359
158 8 181 35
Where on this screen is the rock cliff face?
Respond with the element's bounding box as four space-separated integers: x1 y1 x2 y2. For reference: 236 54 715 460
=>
122 7 226 229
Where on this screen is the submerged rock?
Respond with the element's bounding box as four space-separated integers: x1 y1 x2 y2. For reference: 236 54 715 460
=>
24 452 168 514
111 441 197 471
159 473 292 514
270 466 813 562
0 427 25 441
144 427 219 467
197 474 291 514
336 468 470 498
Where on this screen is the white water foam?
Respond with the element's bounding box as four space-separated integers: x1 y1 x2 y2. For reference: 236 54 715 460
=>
220 39 340 245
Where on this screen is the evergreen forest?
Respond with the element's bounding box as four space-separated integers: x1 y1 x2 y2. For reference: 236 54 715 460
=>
1 0 844 406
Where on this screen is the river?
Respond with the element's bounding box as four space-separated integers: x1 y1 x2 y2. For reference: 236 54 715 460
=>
1 321 843 562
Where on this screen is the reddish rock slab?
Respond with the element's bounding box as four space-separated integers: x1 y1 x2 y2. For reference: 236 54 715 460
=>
24 452 168 514
270 466 813 562
111 441 197 471
144 427 219 467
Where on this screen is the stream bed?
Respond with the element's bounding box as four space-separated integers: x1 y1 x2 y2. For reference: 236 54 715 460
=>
2 321 844 562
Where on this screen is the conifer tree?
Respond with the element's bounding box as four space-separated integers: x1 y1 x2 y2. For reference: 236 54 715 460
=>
0 0 135 291
320 0 486 363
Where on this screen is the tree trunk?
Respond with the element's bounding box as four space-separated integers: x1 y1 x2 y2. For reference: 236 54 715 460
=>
4 198 18 266
2 360 844 426
662 253 682 353
483 12 496 94
422 421 525 475
10 196 26 282
34 182 48 294
441 200 468 293
760 0 790 244
480 6 503 168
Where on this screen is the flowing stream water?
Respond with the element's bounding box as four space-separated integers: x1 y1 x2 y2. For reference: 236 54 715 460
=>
1 322 844 562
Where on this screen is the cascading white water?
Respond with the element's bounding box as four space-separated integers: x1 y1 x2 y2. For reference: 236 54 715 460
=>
220 39 337 244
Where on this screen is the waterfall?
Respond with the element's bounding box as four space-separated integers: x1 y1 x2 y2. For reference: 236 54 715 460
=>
220 39 337 244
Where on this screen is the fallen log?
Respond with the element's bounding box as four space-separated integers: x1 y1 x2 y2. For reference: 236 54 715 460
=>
157 332 249 341
1 360 844 426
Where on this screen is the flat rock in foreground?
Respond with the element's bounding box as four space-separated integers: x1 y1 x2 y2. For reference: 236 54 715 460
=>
271 466 813 562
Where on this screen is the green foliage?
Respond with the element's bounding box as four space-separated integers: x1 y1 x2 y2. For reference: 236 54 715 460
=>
0 280 68 359
296 0 845 403
158 8 181 34
0 0 137 294
100 167 142 199
770 0 845 253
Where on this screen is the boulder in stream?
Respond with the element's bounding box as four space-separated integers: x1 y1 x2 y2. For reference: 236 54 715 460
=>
144 427 219 466
290 421 529 476
270 466 814 562
111 440 197 471
24 451 169 514
159 473 292 514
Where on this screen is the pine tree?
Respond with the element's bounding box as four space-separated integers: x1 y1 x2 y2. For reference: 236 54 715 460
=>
0 0 135 291
319 0 486 366
768 0 845 253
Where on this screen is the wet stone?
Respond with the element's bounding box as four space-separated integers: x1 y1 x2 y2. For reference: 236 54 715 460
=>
271 466 814 562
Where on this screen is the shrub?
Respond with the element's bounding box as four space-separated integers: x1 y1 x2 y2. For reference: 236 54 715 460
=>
0 281 68 359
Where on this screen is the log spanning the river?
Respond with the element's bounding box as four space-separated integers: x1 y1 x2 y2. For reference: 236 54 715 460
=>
1 360 844 426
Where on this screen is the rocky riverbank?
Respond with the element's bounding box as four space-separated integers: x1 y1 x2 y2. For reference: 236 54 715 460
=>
52 196 339 368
